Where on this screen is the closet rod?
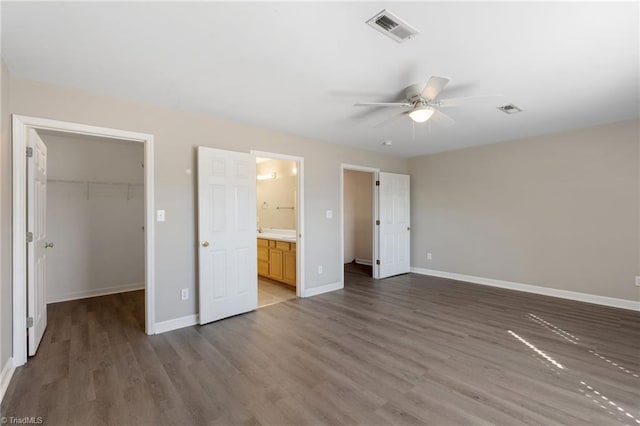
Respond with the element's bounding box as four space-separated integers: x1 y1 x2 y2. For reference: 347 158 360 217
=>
47 179 143 186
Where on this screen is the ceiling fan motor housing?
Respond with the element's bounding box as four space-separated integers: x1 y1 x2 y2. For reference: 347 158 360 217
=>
405 83 427 104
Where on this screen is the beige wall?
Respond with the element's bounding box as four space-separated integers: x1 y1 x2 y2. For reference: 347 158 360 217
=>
343 170 373 264
7 77 409 325
256 159 296 230
4 74 636 367
409 120 640 302
1 61 11 368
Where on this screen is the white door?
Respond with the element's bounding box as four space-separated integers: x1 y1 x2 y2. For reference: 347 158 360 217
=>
27 130 49 355
378 172 410 278
198 147 257 324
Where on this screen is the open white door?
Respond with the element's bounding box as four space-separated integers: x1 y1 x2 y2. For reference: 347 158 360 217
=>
198 147 257 324
27 129 49 355
378 172 410 278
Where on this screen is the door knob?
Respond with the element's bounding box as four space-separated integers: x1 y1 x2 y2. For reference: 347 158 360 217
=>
44 242 54 248
201 241 210 247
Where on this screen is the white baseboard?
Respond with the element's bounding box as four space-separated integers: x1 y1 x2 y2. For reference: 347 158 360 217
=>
303 281 343 298
47 282 145 304
154 314 199 334
410 267 640 312
355 258 372 266
0 357 15 404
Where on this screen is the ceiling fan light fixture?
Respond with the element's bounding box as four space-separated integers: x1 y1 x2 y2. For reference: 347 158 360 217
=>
408 106 434 123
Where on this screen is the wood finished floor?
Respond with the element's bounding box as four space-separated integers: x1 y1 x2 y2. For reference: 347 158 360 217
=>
258 278 296 308
344 262 373 277
2 273 640 425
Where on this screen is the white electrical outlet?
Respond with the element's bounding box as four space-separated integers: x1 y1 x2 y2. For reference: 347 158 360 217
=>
181 288 189 300
427 252 432 260
636 276 640 287
318 265 323 274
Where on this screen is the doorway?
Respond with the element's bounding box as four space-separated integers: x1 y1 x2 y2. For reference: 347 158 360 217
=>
255 156 299 307
197 148 305 325
252 150 305 298
12 115 155 367
340 166 411 283
341 165 378 282
343 169 374 277
41 131 145 305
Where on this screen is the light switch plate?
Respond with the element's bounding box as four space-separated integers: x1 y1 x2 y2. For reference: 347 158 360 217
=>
325 210 333 219
157 210 166 222
636 276 640 287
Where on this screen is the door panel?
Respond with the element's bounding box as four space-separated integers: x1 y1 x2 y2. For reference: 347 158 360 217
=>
258 260 269 277
211 249 227 299
236 247 252 294
28 129 48 356
283 251 296 286
378 172 410 278
198 147 257 324
269 249 283 280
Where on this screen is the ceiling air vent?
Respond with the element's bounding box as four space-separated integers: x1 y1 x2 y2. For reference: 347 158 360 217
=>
497 104 523 114
366 9 419 43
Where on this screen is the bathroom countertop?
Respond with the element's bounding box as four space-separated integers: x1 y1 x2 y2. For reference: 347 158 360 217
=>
257 229 297 243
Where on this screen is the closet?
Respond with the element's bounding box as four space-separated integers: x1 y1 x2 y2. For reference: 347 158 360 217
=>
42 131 145 303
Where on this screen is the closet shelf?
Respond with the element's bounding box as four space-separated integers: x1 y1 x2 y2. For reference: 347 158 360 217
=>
48 179 143 186
47 179 143 201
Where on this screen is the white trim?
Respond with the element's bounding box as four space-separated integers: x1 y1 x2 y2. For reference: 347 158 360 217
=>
250 150 305 298
303 281 343 298
155 314 199 334
410 267 640 312
355 258 372 266
0 357 15 404
12 115 156 367
46 282 145 304
340 164 380 288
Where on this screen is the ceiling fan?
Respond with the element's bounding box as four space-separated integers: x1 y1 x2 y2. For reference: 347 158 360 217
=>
354 76 498 128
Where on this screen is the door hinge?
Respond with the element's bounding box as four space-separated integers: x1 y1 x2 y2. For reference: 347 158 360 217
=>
26 147 33 158
375 180 380 186
27 317 34 328
26 232 33 243
376 220 380 225
376 259 380 265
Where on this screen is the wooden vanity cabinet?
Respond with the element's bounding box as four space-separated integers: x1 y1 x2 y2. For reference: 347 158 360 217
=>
283 244 296 286
257 238 296 287
257 239 269 277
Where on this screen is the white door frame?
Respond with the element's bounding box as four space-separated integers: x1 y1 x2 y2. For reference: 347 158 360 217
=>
340 164 380 286
251 150 305 297
12 115 156 367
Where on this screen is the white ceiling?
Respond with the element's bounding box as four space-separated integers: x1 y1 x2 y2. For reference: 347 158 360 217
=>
2 2 638 157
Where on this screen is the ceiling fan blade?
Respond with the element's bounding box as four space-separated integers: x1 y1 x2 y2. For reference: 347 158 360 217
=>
355 102 411 107
437 94 505 108
421 76 450 101
373 111 408 128
430 109 456 128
